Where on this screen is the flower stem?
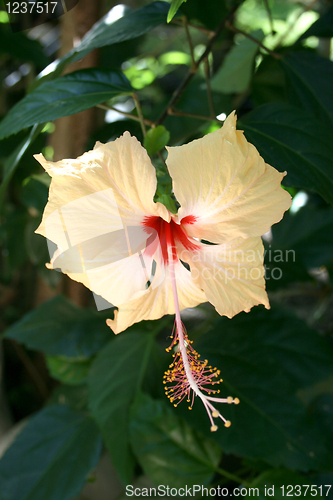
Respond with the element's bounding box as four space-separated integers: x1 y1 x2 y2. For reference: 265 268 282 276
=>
133 93 147 137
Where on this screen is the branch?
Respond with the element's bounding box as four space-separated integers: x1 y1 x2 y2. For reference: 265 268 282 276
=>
133 93 147 137
156 5 240 125
168 108 223 123
225 22 281 59
97 104 154 126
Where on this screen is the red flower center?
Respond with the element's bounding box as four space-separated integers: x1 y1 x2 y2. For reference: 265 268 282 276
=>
142 215 198 264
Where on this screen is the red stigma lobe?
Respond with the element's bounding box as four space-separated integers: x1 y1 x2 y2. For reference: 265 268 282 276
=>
142 215 199 265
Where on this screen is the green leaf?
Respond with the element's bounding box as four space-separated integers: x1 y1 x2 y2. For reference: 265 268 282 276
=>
144 125 170 155
252 55 287 106
271 206 333 270
250 469 312 499
211 30 264 94
4 295 111 358
130 393 222 487
46 356 92 385
0 405 102 500
0 68 132 140
0 124 44 209
88 332 155 484
240 103 333 204
0 23 50 68
264 239 311 292
37 2 170 83
20 174 50 212
281 51 333 128
299 5 333 40
184 306 333 470
167 0 186 23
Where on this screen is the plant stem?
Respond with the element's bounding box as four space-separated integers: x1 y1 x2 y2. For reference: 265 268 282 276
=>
156 5 240 125
97 104 154 126
204 57 215 118
171 18 214 36
168 108 222 123
183 16 196 70
225 22 281 59
215 466 250 486
263 0 275 35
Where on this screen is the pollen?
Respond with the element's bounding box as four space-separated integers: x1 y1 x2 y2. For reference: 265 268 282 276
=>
163 322 239 431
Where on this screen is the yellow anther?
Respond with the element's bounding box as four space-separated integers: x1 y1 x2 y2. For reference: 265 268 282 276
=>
227 396 233 404
210 425 218 432
224 420 231 428
234 398 240 405
212 410 219 418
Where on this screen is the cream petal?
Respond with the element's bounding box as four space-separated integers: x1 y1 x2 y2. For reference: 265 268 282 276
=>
49 246 155 307
166 112 291 243
107 259 207 334
35 132 170 240
180 237 269 319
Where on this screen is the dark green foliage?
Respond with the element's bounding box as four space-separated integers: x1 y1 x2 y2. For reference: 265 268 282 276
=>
1 0 333 498
0 69 132 139
0 405 102 500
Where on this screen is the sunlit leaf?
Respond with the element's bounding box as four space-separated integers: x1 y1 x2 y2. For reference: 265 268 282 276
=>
211 30 264 94
144 125 170 155
299 5 333 40
167 0 186 23
36 2 170 84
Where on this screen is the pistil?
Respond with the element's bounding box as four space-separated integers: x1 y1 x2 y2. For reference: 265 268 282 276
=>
165 257 239 431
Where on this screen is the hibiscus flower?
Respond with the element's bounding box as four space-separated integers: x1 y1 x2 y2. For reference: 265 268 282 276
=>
35 112 291 431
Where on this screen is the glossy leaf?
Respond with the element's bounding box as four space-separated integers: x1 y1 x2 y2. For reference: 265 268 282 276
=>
38 2 170 82
144 125 170 155
264 240 311 292
88 332 155 484
0 124 44 209
183 306 333 470
130 393 222 487
252 56 287 106
271 206 333 269
0 405 102 500
240 103 333 204
211 30 264 94
281 52 333 128
0 69 132 140
20 174 50 212
167 0 186 23
4 295 111 358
